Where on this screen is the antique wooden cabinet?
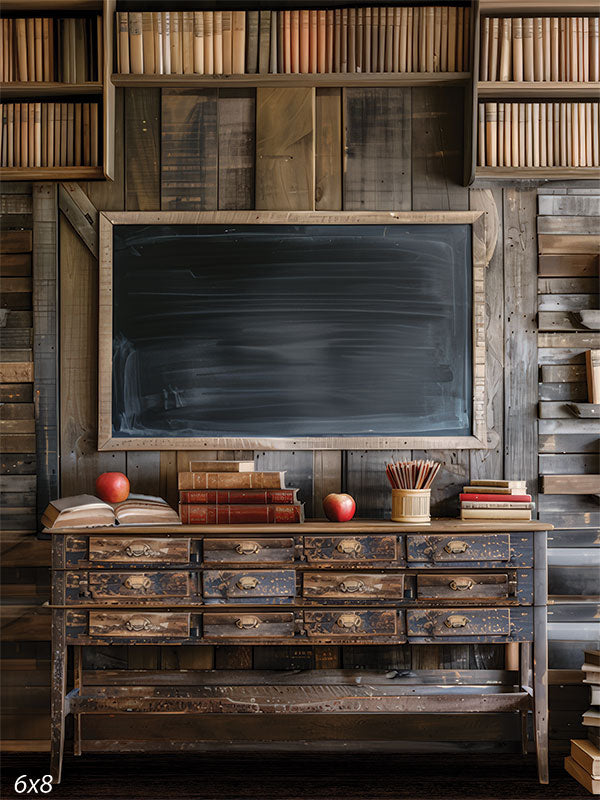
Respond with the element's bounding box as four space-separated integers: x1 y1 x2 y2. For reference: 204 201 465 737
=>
50 520 550 784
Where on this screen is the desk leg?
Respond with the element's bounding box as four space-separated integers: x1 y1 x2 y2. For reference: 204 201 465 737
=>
74 646 82 756
533 606 549 784
50 610 67 785
520 642 531 756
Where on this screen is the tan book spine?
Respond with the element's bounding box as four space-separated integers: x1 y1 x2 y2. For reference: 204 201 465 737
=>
425 6 434 72
489 18 499 81
203 12 213 75
299 9 309 74
571 102 579 167
464 7 471 71
16 19 27 81
585 102 592 166
348 7 357 74
28 102 35 167
399 8 408 72
9 18 15 82
162 12 171 75
533 18 543 81
65 102 73 167
270 10 278 74
561 102 568 165
47 102 54 167
406 7 413 72
90 102 98 167
511 102 519 166
193 12 204 75
246 10 259 73
1 105 7 167
570 17 577 81
178 472 286 491
182 11 193 75
170 11 182 75
283 10 291 73
433 6 442 72
583 17 589 82
325 10 334 73
478 103 485 164
542 17 551 81
497 102 505 165
342 7 349 73
95 15 100 82
591 18 600 82
258 10 271 75
550 17 559 81
532 102 540 166
82 102 89 166
504 101 511 168
592 102 599 167
578 17 584 84
356 8 364 72
14 103 21 168
53 102 60 167
232 12 245 75
118 12 129 74
553 102 560 165
525 102 533 166
586 349 600 403
511 17 523 82
129 12 143 75
392 7 400 72
519 102 526 166
440 6 448 72
417 7 426 73
579 102 586 165
456 6 464 72
142 12 155 75
377 7 386 73
499 18 511 81
26 18 35 82
485 102 497 167
546 102 554 166
213 11 222 75
0 22 5 83
74 101 81 166
317 10 326 73
33 101 41 166
479 17 489 81
363 8 371 73
334 8 342 73
539 103 547 166
559 18 566 81
410 5 417 71
310 9 318 73
7 104 13 168
523 18 534 81
154 12 163 75
291 9 300 73
34 17 42 81
221 11 232 74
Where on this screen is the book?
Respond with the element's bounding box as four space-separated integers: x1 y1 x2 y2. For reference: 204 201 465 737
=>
489 18 499 81
142 12 155 75
461 502 535 510
42 494 181 529
499 18 511 81
129 12 143 75
182 11 193 75
258 10 270 75
270 10 278 74
178 472 286 491
463 485 525 494
469 480 527 489
179 503 304 524
480 17 489 81
222 11 232 74
193 12 204 75
460 493 532 503
189 460 255 473
246 9 259 74
300 9 309 73
587 350 600 403
565 755 600 794
571 739 600 778
460 508 532 520
203 11 213 75
523 18 534 81
586 651 600 668
213 11 223 75
179 489 298 505
591 730 600 751
118 11 129 74
317 9 326 73
232 12 246 74
583 709 600 727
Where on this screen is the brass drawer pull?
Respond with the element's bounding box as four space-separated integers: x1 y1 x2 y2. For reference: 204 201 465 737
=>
124 543 158 558
336 538 362 556
235 541 261 555
444 540 469 555
449 578 474 592
123 575 152 591
339 579 366 594
235 615 260 630
236 576 259 590
336 613 362 629
444 614 470 629
125 616 154 632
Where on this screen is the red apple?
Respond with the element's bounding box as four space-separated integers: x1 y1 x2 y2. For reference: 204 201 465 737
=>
322 493 356 522
95 472 130 504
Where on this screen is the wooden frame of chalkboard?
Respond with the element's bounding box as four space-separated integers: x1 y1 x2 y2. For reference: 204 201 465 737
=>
98 210 489 451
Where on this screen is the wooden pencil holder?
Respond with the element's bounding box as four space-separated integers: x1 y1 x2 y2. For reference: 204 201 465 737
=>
391 488 431 524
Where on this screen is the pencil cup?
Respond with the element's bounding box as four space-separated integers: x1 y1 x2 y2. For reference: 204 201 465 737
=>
391 488 431 524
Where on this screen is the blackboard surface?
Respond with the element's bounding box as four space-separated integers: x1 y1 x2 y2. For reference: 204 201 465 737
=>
112 224 472 439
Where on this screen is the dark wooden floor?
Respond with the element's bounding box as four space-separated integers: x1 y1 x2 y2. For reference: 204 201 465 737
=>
0 753 589 800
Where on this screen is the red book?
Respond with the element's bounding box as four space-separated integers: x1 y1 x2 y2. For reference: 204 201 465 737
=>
179 504 304 524
460 493 532 503
179 489 298 505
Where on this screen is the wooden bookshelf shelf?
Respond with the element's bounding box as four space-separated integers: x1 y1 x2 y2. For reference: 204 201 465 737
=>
478 81 600 99
0 166 104 180
111 72 471 90
475 167 600 179
0 83 103 98
480 1 599 12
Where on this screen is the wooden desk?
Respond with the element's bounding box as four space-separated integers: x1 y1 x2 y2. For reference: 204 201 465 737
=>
49 519 550 784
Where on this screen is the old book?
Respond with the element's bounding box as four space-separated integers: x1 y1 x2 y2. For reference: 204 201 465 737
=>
34 17 42 80
213 11 223 75
392 7 400 72
508 17 522 82
53 102 60 166
399 7 408 72
440 6 448 72
470 479 527 489
277 10 284 73
584 17 590 82
461 501 535 510
129 12 143 74
511 102 519 166
355 7 363 72
66 102 74 166
112 495 181 526
1 105 7 167
14 103 21 167
591 731 600 750
564 755 600 794
546 101 554 166
578 16 585 83
571 739 600 778
341 7 349 73
478 103 485 164
572 101 580 166
33 101 41 166
81 102 88 166
170 10 182 75
299 9 309 73
533 17 543 81
463 486 525 495
221 11 232 74
553 101 560 165
463 7 470 71
371 6 379 73
232 11 245 74
548 17 558 82
540 103 547 166
178 472 286 491
583 709 600 728
591 18 600 82
193 12 204 74
349 7 357 73
180 503 304 525
497 103 505 165
270 10 278 73
182 11 193 75
406 7 413 71
162 12 171 75
16 18 27 80
26 17 35 81
479 17 489 81
42 494 180 529
485 102 497 167
203 11 213 75
90 102 98 167
542 17 550 81
189 460 254 473
317 9 326 73
258 10 270 74
570 17 578 81
363 7 371 73
585 651 600 667
456 6 464 71
587 350 600 403
461 508 532 520
154 12 163 75
425 6 434 72
504 101 512 167
141 12 154 74
488 17 499 80
499 18 511 81
118 11 129 74
326 9 334 73
523 18 534 80
282 10 291 73
593 102 599 166
74 102 81 166
179 489 298 505
7 104 13 168
433 6 441 72
526 102 534 166
27 103 34 167
290 9 299 73
334 8 342 72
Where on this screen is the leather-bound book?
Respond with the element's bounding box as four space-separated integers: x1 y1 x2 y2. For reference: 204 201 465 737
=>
299 9 309 73
142 12 155 74
182 11 193 75
232 11 245 74
129 12 143 74
180 503 304 525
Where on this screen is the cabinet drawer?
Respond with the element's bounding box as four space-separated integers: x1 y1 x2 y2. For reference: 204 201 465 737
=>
85 571 193 599
88 611 190 638
202 570 296 602
203 612 294 638
203 538 295 564
303 572 405 599
406 534 510 563
304 535 397 563
304 609 399 637
417 574 509 600
407 608 510 637
88 537 191 564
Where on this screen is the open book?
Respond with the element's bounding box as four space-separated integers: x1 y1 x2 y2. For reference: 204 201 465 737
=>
42 494 181 529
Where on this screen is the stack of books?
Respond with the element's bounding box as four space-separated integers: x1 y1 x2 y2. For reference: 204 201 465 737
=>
459 479 533 520
178 460 304 524
115 6 471 76
480 17 600 82
565 649 600 794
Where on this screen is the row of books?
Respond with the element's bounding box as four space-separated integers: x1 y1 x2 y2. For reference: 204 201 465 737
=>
564 649 600 794
116 6 471 76
0 17 102 83
478 102 600 168
459 480 533 520
178 460 304 524
1 102 99 169
480 16 600 83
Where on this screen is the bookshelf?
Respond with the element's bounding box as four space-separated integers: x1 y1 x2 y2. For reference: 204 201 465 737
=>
0 0 114 180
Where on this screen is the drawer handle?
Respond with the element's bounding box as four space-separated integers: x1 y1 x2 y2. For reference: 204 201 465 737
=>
125 616 154 632
339 579 366 594
125 543 158 558
235 615 260 630
123 575 152 591
449 578 474 592
337 613 362 629
444 614 470 629
235 541 261 555
236 576 258 591
444 540 469 555
336 538 362 556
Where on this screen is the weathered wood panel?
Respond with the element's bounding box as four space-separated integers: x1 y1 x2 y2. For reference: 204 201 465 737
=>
315 88 342 211
125 88 160 211
218 89 255 211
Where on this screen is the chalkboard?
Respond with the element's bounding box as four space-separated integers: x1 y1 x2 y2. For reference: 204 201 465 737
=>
101 213 485 449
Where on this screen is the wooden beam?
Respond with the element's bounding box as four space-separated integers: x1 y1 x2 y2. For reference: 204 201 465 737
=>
58 183 98 257
541 475 600 494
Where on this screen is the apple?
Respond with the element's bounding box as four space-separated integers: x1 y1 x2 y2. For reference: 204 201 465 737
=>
322 493 356 522
95 472 130 504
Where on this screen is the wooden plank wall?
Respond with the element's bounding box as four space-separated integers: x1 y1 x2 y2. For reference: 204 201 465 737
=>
1 85 597 753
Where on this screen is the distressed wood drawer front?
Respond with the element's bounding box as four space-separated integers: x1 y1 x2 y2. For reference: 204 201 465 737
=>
202 570 296 601
85 572 193 599
203 612 295 638
203 538 295 563
88 537 191 564
304 535 397 563
303 573 405 599
417 574 509 600
406 534 510 563
407 608 511 637
304 609 399 637
88 612 190 638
